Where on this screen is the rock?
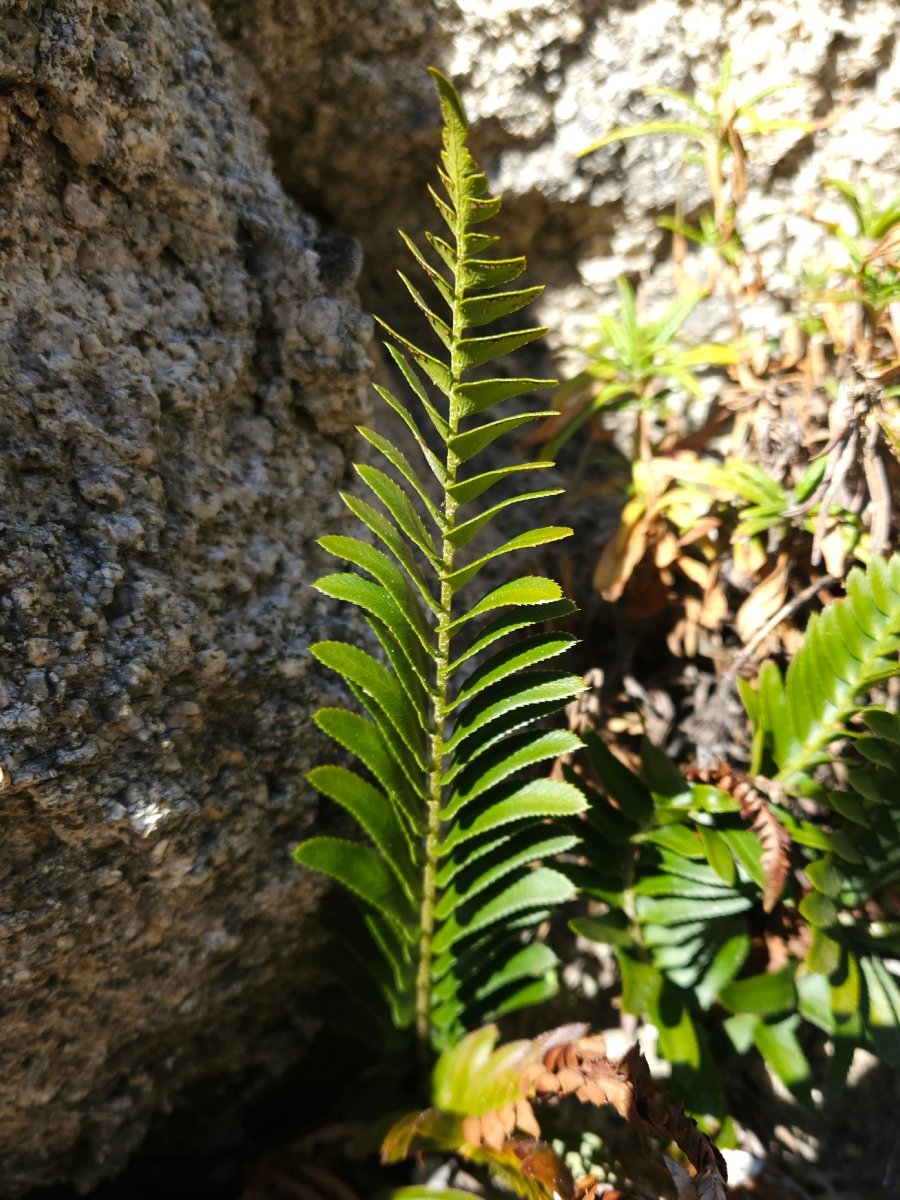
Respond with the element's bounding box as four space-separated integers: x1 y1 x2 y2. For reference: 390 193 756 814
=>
0 2 372 1195
215 0 900 346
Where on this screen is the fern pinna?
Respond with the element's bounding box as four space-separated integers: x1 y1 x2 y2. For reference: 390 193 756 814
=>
294 70 586 1060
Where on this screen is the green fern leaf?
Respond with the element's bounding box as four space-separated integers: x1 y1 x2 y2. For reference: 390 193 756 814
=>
751 556 900 789
295 68 585 1058
294 836 418 929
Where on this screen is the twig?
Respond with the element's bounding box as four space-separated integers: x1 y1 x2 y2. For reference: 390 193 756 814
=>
725 573 839 680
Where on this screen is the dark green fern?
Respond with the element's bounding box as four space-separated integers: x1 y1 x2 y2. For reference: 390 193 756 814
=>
570 554 900 1115
295 70 586 1061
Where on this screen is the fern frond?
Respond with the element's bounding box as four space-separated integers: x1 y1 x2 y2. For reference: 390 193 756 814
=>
295 69 585 1060
746 555 900 789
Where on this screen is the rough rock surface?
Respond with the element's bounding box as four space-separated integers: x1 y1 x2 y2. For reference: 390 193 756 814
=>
217 0 900 342
0 2 372 1195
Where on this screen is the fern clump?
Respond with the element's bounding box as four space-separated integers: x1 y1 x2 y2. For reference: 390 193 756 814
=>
571 555 900 1115
295 69 586 1060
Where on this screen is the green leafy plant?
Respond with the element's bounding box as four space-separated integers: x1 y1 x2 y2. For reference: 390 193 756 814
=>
568 554 900 1118
579 54 820 305
807 179 900 361
551 59 899 648
294 69 587 1065
532 279 740 460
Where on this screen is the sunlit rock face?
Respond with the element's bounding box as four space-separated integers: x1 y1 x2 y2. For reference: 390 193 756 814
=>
217 0 900 340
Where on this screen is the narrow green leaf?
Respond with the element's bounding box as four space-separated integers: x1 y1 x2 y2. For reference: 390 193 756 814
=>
396 271 452 347
694 933 751 1009
372 383 447 486
448 598 577 674
653 988 702 1070
447 671 585 752
797 970 837 1033
446 526 571 593
448 462 555 506
641 919 709 947
470 942 559 1001
398 230 454 306
450 414 555 464
317 533 433 647
313 641 428 760
861 955 900 1065
431 911 554 987
640 740 690 803
307 765 418 896
758 660 799 771
806 854 843 898
366 909 417 1000
454 375 554 417
583 730 653 824
424 230 457 274
431 867 576 954
463 231 500 256
478 974 559 1026
435 830 579 911
457 327 546 372
440 779 587 854
718 829 766 888
618 952 663 1016
450 633 577 710
428 181 457 233
448 487 564 549
314 573 429 682
429 63 469 134
638 824 704 857
723 1012 759 1054
447 576 564 631
314 708 425 830
571 913 634 948
364 615 431 717
863 708 900 744
633 872 738 899
459 255 527 290
655 850 729 885
466 193 503 223
356 425 443 525
355 463 438 562
443 728 581 820
340 492 437 609
635 893 753 924
753 1016 810 1088
376 316 453 396
719 966 797 1016
382 342 450 440
293 836 417 928
698 826 737 886
461 286 543 327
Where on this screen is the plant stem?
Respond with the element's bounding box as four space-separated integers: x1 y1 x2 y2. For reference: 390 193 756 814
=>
414 160 465 1070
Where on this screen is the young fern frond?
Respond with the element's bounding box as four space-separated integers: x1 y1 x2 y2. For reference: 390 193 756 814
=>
295 69 586 1061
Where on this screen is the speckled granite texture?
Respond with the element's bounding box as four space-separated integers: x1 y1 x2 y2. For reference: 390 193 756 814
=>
0 2 371 1194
